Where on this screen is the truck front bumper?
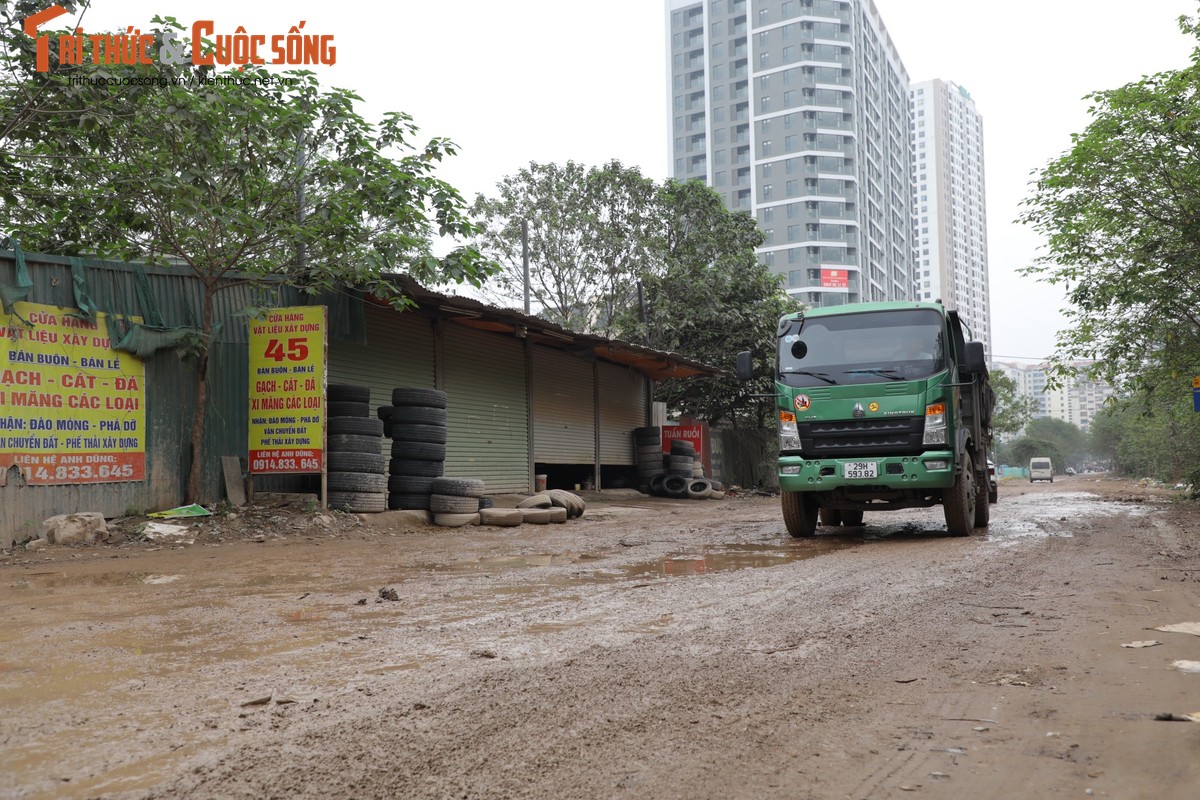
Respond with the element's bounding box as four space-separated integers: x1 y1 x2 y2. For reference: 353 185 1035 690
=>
777 451 957 493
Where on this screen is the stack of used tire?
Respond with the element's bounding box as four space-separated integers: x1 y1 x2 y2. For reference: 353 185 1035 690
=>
647 436 725 501
378 387 448 511
430 477 493 527
326 383 387 513
632 426 665 493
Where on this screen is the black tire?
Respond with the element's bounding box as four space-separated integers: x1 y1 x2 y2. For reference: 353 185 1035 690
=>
974 470 991 528
391 387 447 408
376 406 394 420
634 435 661 448
649 474 668 496
479 508 522 527
388 492 430 510
433 512 479 528
989 488 999 504
430 493 481 514
687 479 712 499
388 475 435 494
670 441 695 455
327 491 386 513
819 508 843 527
430 477 485 498
944 458 977 537
328 417 384 437
635 444 663 456
327 471 388 493
633 426 660 438
841 510 864 527
478 497 494 510
389 440 447 461
327 401 370 418
663 474 689 498
328 434 384 454
327 384 370 403
389 423 448 444
327 452 386 474
388 458 444 478
388 406 448 426
669 455 693 470
782 491 818 537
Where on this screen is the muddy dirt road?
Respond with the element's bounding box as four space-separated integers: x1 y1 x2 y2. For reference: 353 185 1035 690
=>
2 477 1199 799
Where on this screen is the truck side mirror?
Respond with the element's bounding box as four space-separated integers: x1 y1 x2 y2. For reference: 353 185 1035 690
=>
963 341 986 375
736 350 754 382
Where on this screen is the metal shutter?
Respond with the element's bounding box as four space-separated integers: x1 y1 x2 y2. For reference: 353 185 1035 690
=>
441 323 529 492
532 345 595 464
597 360 647 465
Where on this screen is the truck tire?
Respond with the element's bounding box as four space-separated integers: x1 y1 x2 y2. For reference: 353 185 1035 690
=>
781 491 817 538
819 508 842 527
944 458 977 537
841 510 864 526
974 470 991 528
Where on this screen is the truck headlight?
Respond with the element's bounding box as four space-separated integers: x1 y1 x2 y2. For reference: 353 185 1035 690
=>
923 401 946 445
779 410 800 450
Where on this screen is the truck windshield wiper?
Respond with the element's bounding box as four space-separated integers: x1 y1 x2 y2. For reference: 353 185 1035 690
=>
783 369 838 385
844 368 906 381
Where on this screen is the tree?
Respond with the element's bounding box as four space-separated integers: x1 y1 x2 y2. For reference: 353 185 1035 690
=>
990 371 1036 437
1024 417 1088 468
1091 390 1200 484
2 16 491 502
470 160 660 334
1018 12 1200 398
611 180 798 427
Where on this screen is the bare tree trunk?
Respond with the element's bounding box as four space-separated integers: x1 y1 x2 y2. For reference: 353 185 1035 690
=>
184 286 214 504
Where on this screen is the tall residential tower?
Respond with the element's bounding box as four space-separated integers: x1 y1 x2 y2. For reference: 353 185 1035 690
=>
910 79 991 355
666 0 916 307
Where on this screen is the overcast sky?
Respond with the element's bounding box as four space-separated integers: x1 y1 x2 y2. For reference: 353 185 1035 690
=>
80 0 1200 362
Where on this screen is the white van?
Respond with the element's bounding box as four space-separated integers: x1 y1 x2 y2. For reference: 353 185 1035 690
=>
1029 458 1053 483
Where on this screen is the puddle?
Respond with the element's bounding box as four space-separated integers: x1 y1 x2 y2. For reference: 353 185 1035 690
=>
620 541 851 578
986 492 1154 545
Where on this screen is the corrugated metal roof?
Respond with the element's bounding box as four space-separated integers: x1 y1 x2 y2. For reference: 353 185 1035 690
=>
386 276 724 382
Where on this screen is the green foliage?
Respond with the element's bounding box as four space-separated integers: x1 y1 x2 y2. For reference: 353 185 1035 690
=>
1091 387 1200 483
1023 417 1088 466
1004 437 1066 472
471 160 660 334
612 180 799 427
990 371 1036 436
1018 12 1200 398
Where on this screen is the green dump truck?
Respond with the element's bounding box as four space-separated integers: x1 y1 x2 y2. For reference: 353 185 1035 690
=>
737 301 995 537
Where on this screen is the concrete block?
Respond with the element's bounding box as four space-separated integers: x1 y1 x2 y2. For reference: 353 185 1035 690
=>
41 512 108 545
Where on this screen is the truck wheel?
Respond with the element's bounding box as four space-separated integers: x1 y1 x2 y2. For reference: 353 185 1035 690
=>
973 470 990 528
841 510 864 527
819 508 842 527
944 458 977 537
782 491 817 538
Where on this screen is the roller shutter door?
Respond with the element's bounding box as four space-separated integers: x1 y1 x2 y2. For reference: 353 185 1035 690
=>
597 360 647 465
329 306 435 455
532 345 595 464
441 323 528 492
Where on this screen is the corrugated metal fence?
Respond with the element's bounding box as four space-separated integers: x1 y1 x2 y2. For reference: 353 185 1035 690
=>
0 250 302 546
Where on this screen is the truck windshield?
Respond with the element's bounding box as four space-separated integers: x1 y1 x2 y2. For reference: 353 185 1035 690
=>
778 308 947 388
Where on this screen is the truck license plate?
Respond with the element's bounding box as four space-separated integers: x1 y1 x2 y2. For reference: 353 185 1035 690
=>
843 461 878 479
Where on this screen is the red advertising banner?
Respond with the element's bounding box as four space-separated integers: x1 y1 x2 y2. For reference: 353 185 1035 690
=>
662 420 711 476
820 268 848 288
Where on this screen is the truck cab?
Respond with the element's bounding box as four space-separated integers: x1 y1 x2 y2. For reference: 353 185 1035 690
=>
738 301 993 538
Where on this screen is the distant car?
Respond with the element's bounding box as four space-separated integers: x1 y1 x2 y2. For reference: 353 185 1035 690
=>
986 459 998 503
1030 457 1054 483
1065 467 1076 476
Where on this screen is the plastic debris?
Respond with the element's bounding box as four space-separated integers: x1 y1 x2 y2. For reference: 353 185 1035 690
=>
1171 660 1200 674
147 504 212 518
142 522 193 544
1121 640 1162 648
1154 622 1200 637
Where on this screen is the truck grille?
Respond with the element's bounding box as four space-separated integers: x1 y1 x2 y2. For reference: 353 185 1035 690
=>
796 416 925 458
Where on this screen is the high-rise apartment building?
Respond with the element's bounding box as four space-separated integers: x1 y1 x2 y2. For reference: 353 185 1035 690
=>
993 361 1113 433
666 0 916 307
910 79 991 355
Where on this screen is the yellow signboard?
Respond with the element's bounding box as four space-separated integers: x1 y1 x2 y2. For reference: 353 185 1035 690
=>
0 302 145 484
248 306 325 473
1193 375 1200 389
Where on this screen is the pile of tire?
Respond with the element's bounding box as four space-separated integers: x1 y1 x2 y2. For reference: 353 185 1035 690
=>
378 387 449 511
632 426 665 493
429 477 495 527
646 436 725 501
325 383 387 513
